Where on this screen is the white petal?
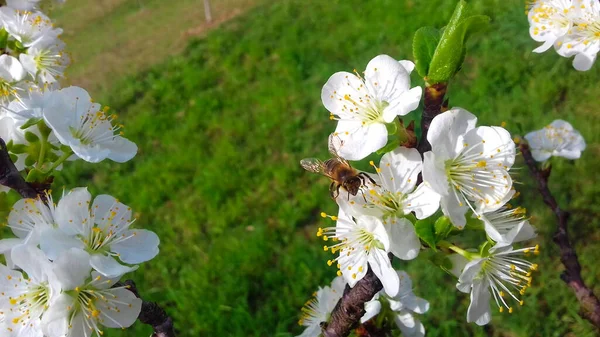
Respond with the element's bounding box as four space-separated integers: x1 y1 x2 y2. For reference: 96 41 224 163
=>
467 279 492 325
365 55 410 101
427 108 477 158
379 147 422 194
55 187 92 236
0 238 21 254
39 228 85 261
334 122 388 160
461 126 516 169
10 245 49 283
360 298 382 323
398 60 415 74
95 288 142 328
369 249 399 296
403 183 441 219
90 254 138 278
91 194 132 231
50 248 91 291
422 151 450 196
111 229 160 264
573 52 596 71
383 86 422 121
0 55 25 81
105 136 137 163
440 190 468 228
395 310 425 337
41 294 73 337
385 218 420 260
448 254 469 279
321 71 364 116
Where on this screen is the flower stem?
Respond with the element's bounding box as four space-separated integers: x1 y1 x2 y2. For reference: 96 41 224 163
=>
437 240 473 260
44 149 73 174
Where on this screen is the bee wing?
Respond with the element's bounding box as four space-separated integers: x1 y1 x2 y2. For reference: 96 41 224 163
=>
328 133 349 164
300 158 329 176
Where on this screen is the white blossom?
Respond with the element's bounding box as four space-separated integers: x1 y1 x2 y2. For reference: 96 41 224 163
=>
318 209 407 296
42 86 137 163
0 245 54 337
422 108 516 228
321 55 422 160
40 187 160 278
0 8 62 48
528 0 575 53
296 276 345 337
41 249 142 337
524 119 586 161
362 270 429 337
455 244 539 325
479 204 537 247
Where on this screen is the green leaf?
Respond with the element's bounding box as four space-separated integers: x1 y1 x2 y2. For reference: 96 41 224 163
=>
24 155 36 168
376 137 400 155
0 29 8 49
25 168 45 183
9 143 28 154
413 26 441 78
415 218 437 251
20 117 43 130
434 216 453 241
427 0 490 84
24 131 40 143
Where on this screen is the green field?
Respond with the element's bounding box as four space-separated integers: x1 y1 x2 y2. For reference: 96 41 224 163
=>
2 0 600 336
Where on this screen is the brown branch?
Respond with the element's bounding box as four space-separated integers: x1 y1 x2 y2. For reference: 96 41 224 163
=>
0 137 39 198
520 142 600 328
0 136 177 335
416 82 448 154
322 270 383 337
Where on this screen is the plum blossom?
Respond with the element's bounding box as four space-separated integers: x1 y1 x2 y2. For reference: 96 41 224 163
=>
454 244 539 325
318 209 409 296
524 119 586 161
296 276 345 337
42 86 137 163
40 187 160 278
0 245 54 337
362 270 429 337
41 249 141 337
528 0 575 53
422 108 516 228
321 55 422 160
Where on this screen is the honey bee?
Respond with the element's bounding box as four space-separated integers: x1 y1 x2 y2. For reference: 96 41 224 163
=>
301 134 376 199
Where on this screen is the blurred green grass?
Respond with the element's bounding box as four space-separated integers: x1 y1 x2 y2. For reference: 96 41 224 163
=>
2 0 600 336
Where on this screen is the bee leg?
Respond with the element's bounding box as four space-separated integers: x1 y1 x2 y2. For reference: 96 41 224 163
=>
360 188 368 203
359 172 378 186
329 181 339 199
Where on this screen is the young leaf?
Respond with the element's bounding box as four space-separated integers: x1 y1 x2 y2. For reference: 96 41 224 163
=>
413 26 441 78
415 218 437 251
434 216 453 241
427 1 490 84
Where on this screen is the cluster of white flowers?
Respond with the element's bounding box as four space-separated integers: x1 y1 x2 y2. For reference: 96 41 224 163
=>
0 188 159 336
0 2 159 337
298 54 559 335
528 0 600 71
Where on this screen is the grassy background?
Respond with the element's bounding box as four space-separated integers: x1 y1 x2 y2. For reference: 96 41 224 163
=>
2 0 600 336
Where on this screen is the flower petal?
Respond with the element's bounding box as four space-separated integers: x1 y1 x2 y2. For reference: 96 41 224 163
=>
321 71 364 117
95 288 142 328
379 147 422 194
385 218 420 260
50 248 91 291
334 122 388 160
90 254 138 279
369 249 399 296
55 187 92 236
111 229 160 264
467 278 492 326
403 183 441 219
427 108 477 158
